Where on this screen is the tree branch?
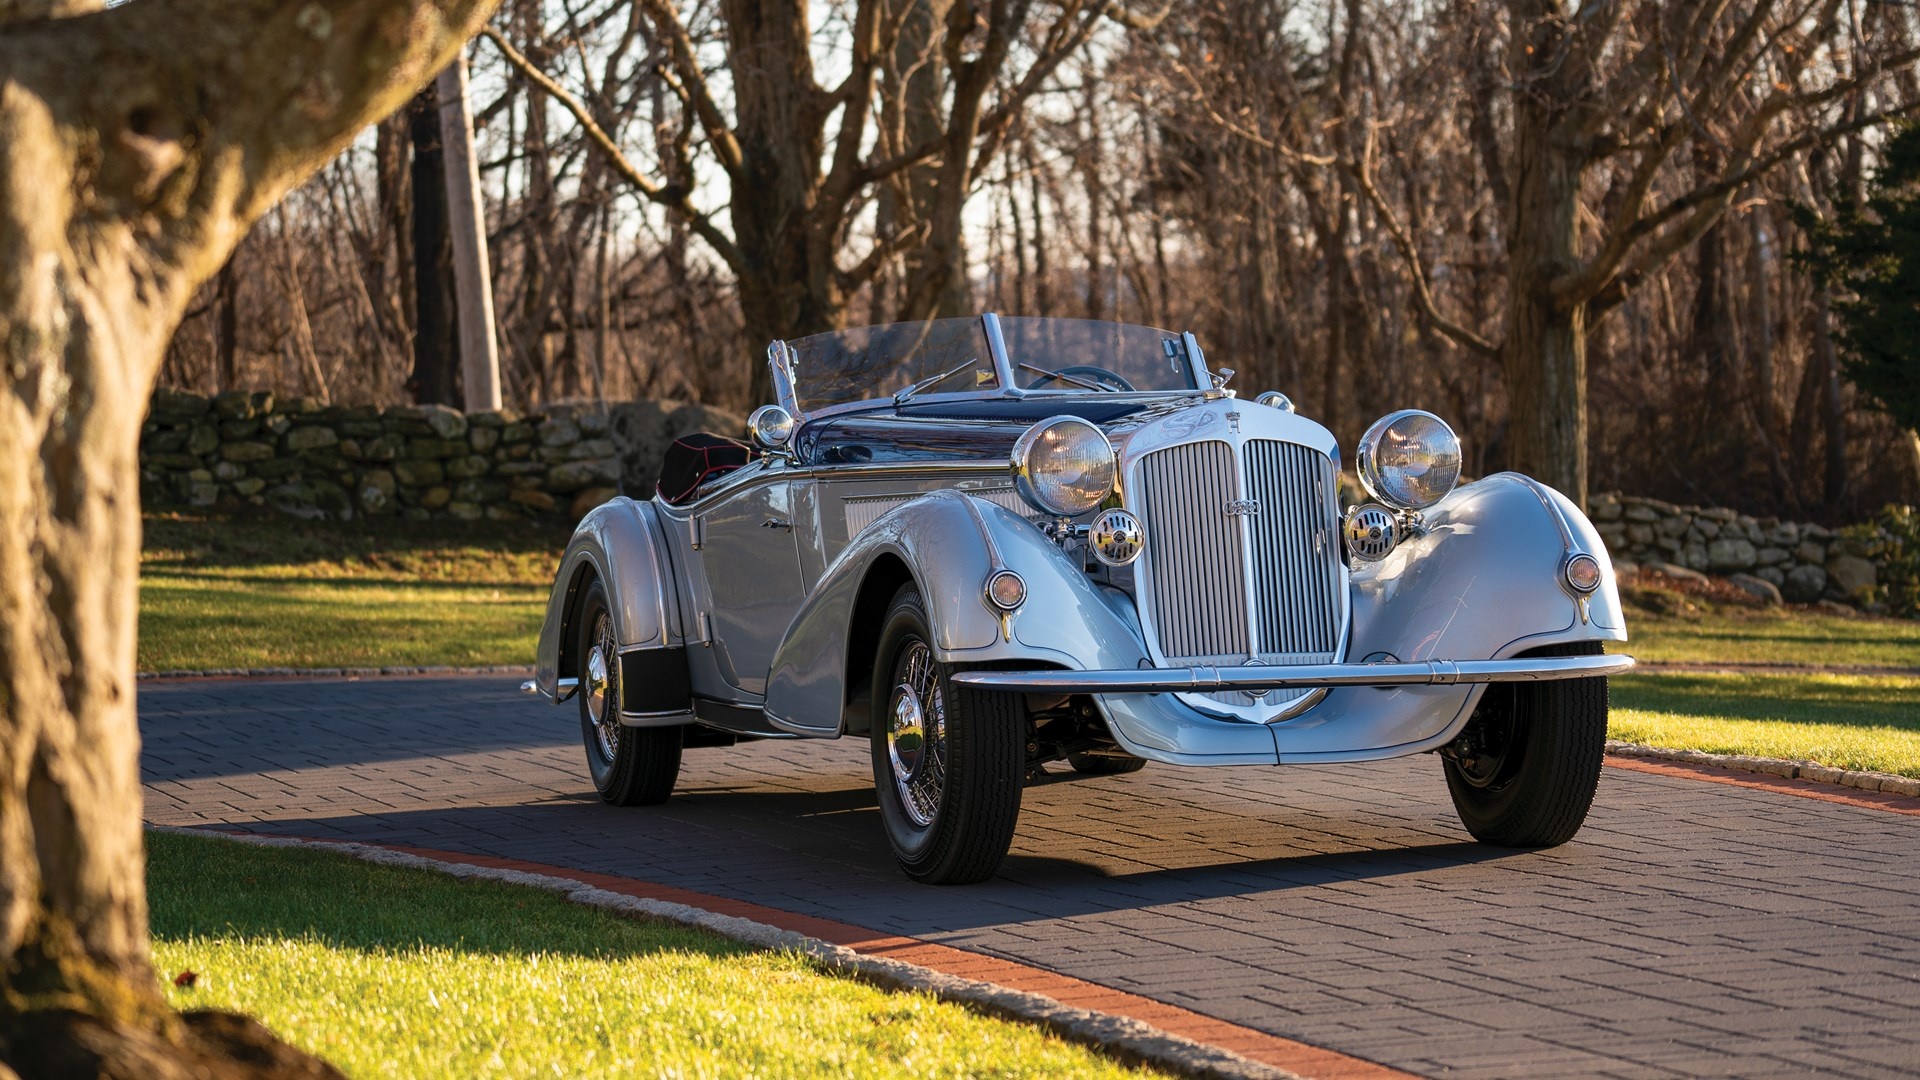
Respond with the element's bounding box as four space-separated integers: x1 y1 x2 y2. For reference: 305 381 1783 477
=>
631 0 743 176
480 26 744 274
1348 125 1501 360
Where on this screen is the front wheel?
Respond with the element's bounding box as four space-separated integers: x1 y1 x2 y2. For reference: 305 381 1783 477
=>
1442 642 1608 847
870 585 1024 884
577 578 682 806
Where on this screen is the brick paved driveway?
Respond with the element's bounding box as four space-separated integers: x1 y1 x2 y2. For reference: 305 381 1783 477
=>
141 675 1920 1079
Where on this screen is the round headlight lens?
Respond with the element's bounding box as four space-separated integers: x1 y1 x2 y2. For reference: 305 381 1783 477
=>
1011 416 1116 517
1356 410 1462 510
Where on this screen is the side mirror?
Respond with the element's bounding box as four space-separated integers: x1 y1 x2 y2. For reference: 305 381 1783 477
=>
749 404 795 449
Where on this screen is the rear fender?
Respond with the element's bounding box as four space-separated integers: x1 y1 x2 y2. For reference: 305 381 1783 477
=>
534 497 690 717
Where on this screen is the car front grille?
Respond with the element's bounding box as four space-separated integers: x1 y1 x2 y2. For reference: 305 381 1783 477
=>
1133 438 1345 711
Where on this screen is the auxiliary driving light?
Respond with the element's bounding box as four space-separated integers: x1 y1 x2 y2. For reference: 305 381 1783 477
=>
1343 504 1398 563
1089 508 1145 566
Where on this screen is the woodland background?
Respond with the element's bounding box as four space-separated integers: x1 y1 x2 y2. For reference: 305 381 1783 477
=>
153 0 1920 521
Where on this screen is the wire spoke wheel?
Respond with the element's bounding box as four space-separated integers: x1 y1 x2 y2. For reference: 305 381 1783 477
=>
886 639 947 827
576 577 681 806
869 584 1025 885
586 610 621 763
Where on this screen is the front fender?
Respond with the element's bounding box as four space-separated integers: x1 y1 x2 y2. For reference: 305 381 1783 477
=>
764 492 1151 736
1349 472 1626 664
1269 472 1627 761
534 497 686 701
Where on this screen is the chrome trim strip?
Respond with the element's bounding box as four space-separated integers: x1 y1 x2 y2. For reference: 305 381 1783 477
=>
950 654 1635 694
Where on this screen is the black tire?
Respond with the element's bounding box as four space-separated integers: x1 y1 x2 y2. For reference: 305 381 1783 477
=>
869 584 1024 884
577 578 682 806
1066 752 1147 775
1442 641 1608 847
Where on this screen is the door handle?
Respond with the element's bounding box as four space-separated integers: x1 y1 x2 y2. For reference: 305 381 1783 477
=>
761 517 792 530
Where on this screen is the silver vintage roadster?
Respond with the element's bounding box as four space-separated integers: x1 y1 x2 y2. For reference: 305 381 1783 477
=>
526 315 1633 884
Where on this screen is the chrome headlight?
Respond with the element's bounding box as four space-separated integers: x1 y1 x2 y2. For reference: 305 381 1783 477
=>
1356 410 1462 510
1011 416 1115 517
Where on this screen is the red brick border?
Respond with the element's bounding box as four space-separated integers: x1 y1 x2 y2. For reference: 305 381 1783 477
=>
1606 755 1920 816
366 841 1414 1080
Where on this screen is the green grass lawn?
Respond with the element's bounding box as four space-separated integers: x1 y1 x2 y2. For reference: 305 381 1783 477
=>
139 511 560 671
149 831 1155 1079
1609 671 1920 777
1623 609 1920 668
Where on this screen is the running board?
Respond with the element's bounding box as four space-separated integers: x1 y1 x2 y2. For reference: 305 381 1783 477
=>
949 654 1634 694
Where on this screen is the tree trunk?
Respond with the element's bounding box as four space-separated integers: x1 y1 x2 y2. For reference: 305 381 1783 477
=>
215 257 240 391
722 0 832 403
0 3 498 1074
435 54 501 412
407 85 460 407
1501 0 1589 507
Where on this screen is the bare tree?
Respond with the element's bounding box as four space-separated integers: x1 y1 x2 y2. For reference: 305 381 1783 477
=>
489 0 1163 400
0 1 498 1074
1356 0 1920 507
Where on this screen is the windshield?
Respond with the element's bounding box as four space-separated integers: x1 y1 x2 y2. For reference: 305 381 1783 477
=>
781 315 1203 414
996 317 1198 394
785 318 998 414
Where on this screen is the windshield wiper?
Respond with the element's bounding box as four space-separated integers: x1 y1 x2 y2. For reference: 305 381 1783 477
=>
1016 362 1115 393
894 357 984 404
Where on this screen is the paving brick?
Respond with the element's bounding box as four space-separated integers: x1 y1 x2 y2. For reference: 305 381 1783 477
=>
140 674 1920 1080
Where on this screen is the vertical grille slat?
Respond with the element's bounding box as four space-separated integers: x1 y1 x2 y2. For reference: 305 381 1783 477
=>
1138 441 1248 663
1136 437 1345 713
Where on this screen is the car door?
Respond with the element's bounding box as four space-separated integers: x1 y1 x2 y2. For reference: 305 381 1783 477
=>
695 476 808 696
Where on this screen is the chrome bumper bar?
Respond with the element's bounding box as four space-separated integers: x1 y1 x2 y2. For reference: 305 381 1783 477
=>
520 677 579 699
949 653 1634 694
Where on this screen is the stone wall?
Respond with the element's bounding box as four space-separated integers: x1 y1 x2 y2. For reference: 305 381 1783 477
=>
1590 492 1888 606
140 389 743 522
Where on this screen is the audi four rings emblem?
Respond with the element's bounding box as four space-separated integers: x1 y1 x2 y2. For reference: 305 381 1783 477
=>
1224 499 1260 516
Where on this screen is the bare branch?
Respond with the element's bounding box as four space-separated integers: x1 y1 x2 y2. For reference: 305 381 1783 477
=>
1349 125 1501 360
631 0 743 176
480 26 744 274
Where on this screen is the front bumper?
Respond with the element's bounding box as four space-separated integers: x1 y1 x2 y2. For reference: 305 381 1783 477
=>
948 653 1634 694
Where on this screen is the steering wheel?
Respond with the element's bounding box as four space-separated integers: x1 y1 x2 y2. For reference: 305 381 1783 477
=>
1023 364 1137 393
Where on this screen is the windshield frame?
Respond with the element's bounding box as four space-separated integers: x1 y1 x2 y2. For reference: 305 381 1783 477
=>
771 313 1216 421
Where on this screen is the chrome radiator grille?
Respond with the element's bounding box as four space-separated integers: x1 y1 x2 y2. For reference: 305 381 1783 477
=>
1134 438 1345 710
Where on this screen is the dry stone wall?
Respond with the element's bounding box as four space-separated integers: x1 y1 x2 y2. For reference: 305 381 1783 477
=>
1590 492 1890 606
137 392 1901 611
141 389 744 522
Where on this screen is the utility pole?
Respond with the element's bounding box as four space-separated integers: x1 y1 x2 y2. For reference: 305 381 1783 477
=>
436 50 503 412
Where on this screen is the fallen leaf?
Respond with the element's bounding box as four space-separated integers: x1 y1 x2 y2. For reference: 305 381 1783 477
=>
173 970 198 989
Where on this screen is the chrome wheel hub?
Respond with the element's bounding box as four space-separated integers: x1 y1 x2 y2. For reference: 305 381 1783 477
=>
586 615 619 762
886 639 945 827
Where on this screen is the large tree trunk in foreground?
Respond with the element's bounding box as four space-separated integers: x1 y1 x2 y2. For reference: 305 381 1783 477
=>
0 1 499 1075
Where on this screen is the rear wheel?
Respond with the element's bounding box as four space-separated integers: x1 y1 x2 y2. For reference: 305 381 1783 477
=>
870 584 1024 884
1067 751 1146 775
577 579 682 806
1442 641 1608 847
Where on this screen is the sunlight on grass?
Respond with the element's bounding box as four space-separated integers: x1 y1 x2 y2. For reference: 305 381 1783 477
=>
1610 672 1920 777
138 511 560 671
149 832 1155 1080
139 575 545 670
1625 610 1920 668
